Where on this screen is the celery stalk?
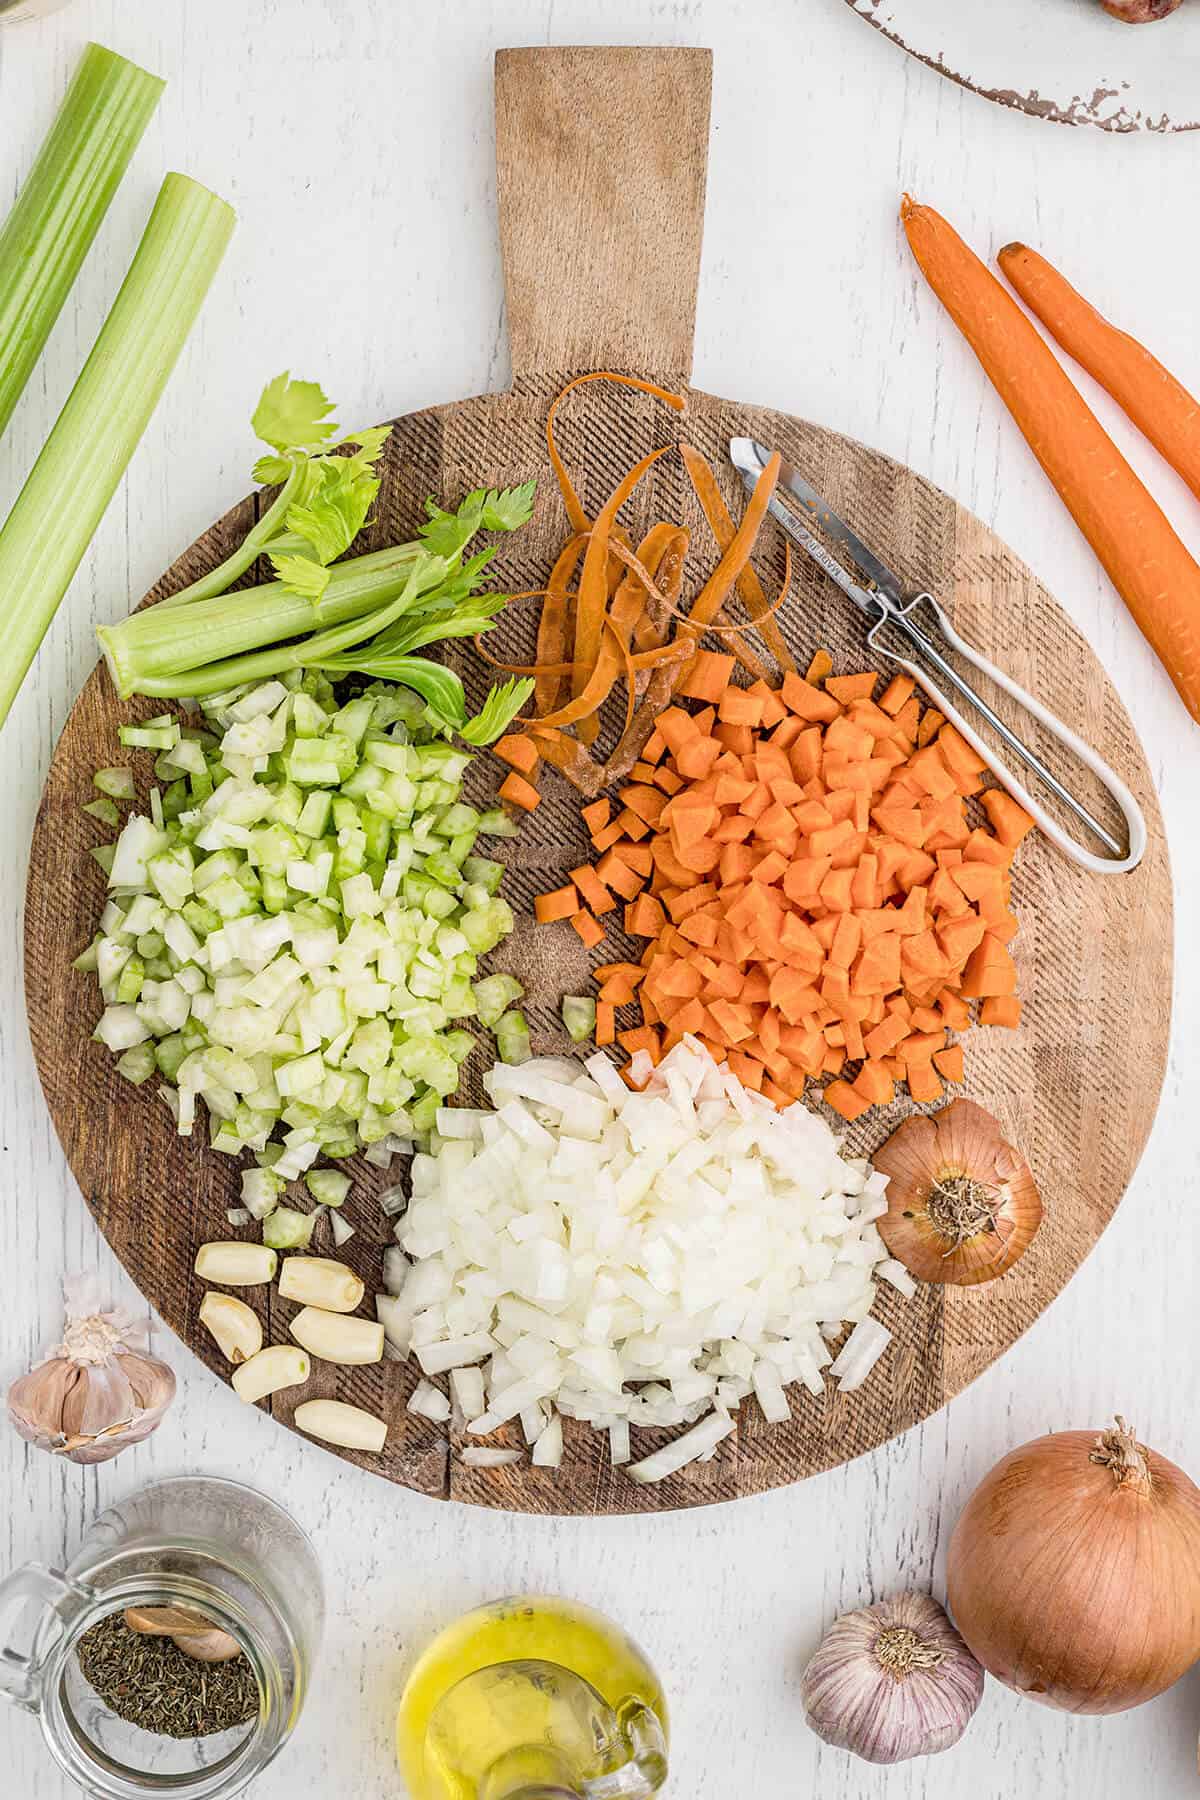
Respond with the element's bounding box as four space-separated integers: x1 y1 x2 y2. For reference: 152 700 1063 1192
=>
128 556 439 698
99 543 430 698
0 44 164 441
0 174 234 727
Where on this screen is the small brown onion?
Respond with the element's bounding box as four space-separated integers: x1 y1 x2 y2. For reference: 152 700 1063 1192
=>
948 1418 1200 1713
874 1099 1040 1286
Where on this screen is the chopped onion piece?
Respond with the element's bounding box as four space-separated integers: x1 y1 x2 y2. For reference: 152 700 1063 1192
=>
532 1415 564 1468
461 1447 522 1469
877 1257 918 1300
407 1379 451 1422
628 1411 735 1485
830 1317 892 1393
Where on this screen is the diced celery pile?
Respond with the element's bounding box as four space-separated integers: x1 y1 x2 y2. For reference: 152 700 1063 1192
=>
79 670 527 1174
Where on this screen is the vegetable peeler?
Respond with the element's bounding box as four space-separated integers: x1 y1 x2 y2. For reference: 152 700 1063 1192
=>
729 438 1147 877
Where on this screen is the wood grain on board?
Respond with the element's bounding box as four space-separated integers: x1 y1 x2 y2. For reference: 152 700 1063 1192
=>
23 47 1171 1514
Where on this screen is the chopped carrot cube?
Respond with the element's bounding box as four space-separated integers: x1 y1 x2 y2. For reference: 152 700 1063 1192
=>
571 865 617 915
533 884 579 924
494 733 538 775
570 910 605 949
498 772 540 812
823 1079 870 1122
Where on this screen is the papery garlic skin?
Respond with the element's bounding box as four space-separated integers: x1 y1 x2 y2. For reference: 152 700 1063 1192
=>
802 1592 984 1765
6 1275 175 1465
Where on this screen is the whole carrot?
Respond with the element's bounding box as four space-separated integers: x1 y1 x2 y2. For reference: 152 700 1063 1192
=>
998 241 1200 503
902 196 1200 726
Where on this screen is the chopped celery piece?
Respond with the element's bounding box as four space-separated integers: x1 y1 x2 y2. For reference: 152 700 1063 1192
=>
120 718 180 750
0 175 234 727
305 1168 351 1208
0 44 164 440
94 766 136 800
83 796 121 828
115 954 145 1004
72 938 101 974
562 996 597 1044
262 1205 314 1250
472 974 524 1028
495 1009 532 1066
477 808 519 839
461 856 503 894
91 844 116 874
241 1165 283 1220
116 1041 157 1085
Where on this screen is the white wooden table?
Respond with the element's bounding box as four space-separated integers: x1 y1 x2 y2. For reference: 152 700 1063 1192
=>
2 2 1198 1794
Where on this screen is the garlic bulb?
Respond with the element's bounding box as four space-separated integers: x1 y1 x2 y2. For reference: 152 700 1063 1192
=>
802 1592 984 1764
7 1275 175 1464
874 1099 1041 1286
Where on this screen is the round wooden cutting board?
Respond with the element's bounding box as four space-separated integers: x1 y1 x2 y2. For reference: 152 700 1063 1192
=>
24 48 1171 1514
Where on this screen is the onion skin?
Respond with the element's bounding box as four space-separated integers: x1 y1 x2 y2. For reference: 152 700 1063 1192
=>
948 1423 1200 1713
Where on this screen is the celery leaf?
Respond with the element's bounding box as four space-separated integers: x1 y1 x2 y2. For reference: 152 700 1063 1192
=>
481 482 536 532
286 461 380 565
252 373 338 452
270 552 330 601
460 677 535 745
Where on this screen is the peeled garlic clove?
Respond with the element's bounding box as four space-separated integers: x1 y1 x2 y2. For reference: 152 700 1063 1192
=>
199 1292 263 1365
231 1345 311 1405
802 1592 983 1764
875 1098 1041 1287
294 1398 388 1453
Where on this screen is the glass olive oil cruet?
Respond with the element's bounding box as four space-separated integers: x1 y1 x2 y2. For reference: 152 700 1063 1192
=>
398 1596 669 1800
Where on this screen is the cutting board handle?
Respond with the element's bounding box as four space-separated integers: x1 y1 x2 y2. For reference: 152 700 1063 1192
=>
495 46 712 384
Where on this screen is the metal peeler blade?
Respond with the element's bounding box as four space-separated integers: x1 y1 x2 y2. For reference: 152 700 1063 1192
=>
728 437 1146 876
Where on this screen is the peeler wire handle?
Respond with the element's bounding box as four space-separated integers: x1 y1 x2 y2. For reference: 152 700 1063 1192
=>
867 594 1147 877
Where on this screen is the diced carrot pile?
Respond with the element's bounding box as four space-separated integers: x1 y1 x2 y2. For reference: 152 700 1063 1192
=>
534 656 1033 1120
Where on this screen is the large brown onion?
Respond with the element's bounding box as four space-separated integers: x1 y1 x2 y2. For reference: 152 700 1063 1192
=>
948 1418 1200 1713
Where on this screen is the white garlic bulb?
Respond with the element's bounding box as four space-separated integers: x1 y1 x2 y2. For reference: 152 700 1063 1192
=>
7 1275 175 1465
802 1591 984 1764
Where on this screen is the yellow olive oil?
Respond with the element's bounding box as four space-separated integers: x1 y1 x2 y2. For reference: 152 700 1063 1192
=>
397 1596 669 1800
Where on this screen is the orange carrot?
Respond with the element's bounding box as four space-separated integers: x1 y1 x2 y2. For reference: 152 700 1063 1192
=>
903 196 1200 725
998 242 1200 505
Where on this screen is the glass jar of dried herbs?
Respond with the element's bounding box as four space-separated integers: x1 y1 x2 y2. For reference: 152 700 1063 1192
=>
0 1477 323 1797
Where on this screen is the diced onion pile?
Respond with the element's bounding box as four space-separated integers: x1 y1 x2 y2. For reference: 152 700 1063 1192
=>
379 1036 902 1483
77 674 526 1176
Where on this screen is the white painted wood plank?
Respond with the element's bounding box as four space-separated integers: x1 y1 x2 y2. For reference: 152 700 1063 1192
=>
1 1 1197 1794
